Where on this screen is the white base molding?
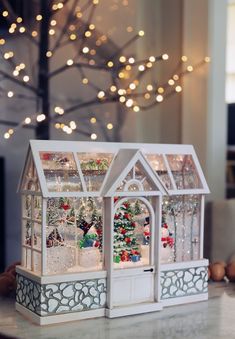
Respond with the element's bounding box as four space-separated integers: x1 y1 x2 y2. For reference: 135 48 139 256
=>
161 293 208 307
105 302 163 318
16 302 105 325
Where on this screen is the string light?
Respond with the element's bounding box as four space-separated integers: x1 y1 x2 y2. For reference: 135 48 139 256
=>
91 133 97 140
175 85 182 92
36 14 42 21
82 78 88 84
7 91 14 98
97 91 105 99
133 105 140 112
126 99 133 107
157 87 164 94
82 46 89 53
23 75 29 82
2 11 9 17
146 84 153 91
54 106 64 115
4 132 10 139
162 54 169 60
168 79 175 86
181 55 188 62
66 59 74 66
128 57 135 64
70 33 77 40
32 31 38 37
138 30 145 37
46 51 53 57
119 96 126 103
187 65 193 72
156 95 164 102
204 56 210 63
49 29 55 36
24 117 31 124
70 121 77 130
149 56 156 62
85 31 92 37
138 65 145 72
129 83 136 90
19 27 26 33
119 56 126 63
16 17 23 23
0 39 5 45
107 123 113 130
89 24 95 30
107 61 114 68
51 20 57 26
110 85 117 92
90 117 97 123
36 114 46 122
118 89 126 95
55 123 60 129
173 74 179 81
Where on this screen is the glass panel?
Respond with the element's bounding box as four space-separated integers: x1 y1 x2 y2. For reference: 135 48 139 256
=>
26 248 31 270
166 154 203 190
161 195 201 263
23 220 32 246
33 222 41 251
113 199 151 268
39 152 82 192
23 155 40 192
46 197 103 274
23 195 32 218
33 196 42 221
77 152 114 191
145 154 173 189
33 251 41 274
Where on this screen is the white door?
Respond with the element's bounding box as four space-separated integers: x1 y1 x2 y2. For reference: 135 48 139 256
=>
111 197 155 307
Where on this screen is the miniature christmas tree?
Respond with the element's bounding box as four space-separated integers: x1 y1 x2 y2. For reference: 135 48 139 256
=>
134 199 142 215
113 201 140 263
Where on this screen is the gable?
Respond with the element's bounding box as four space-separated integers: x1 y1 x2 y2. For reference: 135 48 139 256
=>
19 149 41 193
102 149 167 196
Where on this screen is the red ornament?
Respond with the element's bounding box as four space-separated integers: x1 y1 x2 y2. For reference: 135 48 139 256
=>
163 223 168 229
131 222 136 227
123 202 129 209
124 213 130 220
96 159 101 165
121 229 127 235
114 197 119 203
124 237 131 244
61 204 70 210
41 153 51 161
114 214 119 219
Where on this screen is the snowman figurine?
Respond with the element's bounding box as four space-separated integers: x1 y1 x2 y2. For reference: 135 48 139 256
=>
161 223 174 263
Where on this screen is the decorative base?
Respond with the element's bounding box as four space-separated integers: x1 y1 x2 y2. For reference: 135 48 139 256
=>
161 293 208 307
105 302 162 318
16 302 105 325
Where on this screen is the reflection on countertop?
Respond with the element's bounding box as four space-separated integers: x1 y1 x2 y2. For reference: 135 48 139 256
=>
0 282 235 339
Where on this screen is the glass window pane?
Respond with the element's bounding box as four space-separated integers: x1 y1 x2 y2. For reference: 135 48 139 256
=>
23 156 40 192
145 154 173 189
113 199 151 268
33 196 42 221
33 252 41 274
33 222 41 251
23 220 32 246
166 154 203 190
77 153 114 191
39 152 82 192
22 195 32 218
26 248 31 270
161 195 201 263
46 197 103 274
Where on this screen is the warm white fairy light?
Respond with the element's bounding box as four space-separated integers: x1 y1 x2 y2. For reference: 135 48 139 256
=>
91 133 97 140
16 17 23 23
138 65 145 72
70 121 77 130
175 85 182 92
107 61 114 68
146 62 153 68
107 123 113 130
46 51 52 58
24 117 31 124
119 96 126 103
128 57 135 64
50 20 57 26
157 87 164 94
82 78 88 84
97 91 105 99
146 84 153 91
66 59 74 66
129 83 136 90
70 33 77 40
204 56 210 63
19 27 26 33
23 75 29 82
89 24 95 30
168 79 175 86
110 85 117 92
36 114 46 122
54 123 60 129
126 99 133 107
4 132 10 139
4 51 14 60
7 91 14 98
187 65 193 72
118 89 126 95
13 70 19 76
49 29 55 36
63 125 72 134
90 117 97 123
149 56 156 63
181 55 188 62
32 31 38 37
162 54 169 60
138 30 145 37
36 14 42 21
54 106 64 115
144 93 151 99
173 74 179 81
156 94 164 102
119 56 126 63
133 105 140 112
0 39 6 45
85 31 92 38
82 46 89 54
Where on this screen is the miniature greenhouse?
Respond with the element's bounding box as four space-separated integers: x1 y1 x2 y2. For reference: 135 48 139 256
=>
16 140 209 325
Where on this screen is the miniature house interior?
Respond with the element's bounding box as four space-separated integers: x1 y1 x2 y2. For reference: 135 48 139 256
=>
16 140 209 325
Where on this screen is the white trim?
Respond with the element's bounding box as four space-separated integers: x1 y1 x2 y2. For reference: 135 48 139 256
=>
105 302 162 318
17 146 31 193
16 265 107 284
161 293 208 307
168 188 210 195
16 303 105 325
200 195 205 258
160 259 209 271
41 198 47 275
73 152 87 192
162 154 177 190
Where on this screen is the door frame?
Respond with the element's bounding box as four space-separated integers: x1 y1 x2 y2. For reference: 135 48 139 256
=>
104 195 162 311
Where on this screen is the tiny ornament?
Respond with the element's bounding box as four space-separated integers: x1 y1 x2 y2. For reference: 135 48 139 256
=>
226 262 235 282
210 262 225 282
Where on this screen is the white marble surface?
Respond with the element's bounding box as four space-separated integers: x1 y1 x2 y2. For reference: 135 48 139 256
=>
0 282 235 339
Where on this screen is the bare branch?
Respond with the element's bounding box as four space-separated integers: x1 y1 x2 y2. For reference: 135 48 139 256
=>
0 69 39 94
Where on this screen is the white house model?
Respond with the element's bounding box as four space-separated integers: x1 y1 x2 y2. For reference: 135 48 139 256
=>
16 140 209 325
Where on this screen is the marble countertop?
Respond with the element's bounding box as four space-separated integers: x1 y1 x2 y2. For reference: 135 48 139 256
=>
0 282 235 339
